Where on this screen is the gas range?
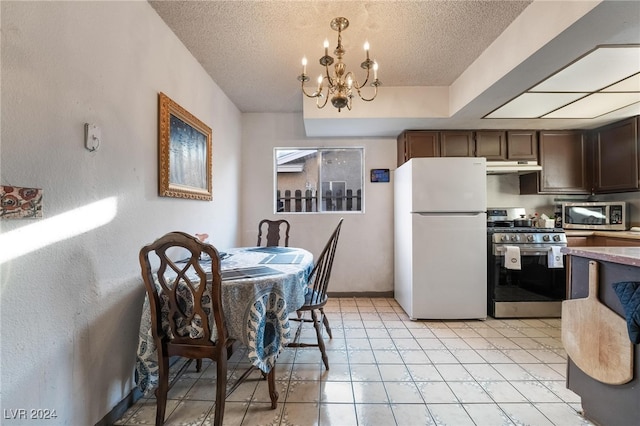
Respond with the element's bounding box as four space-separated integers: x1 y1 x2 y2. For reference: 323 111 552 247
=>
486 208 567 319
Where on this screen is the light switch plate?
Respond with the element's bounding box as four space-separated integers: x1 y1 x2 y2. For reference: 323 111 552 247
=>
85 123 100 152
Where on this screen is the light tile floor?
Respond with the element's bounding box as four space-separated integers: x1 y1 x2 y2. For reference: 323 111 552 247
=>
114 298 594 426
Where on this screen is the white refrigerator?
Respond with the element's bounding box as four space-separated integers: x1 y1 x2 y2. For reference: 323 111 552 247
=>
394 157 487 320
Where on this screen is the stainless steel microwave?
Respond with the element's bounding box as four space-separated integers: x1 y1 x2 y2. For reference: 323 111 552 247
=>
562 202 628 230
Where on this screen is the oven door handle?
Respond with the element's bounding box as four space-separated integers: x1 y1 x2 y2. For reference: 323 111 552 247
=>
494 246 564 256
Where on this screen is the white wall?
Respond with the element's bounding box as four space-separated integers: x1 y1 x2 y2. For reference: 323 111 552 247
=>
241 113 397 294
1 2 242 424
487 174 557 218
2 2 639 424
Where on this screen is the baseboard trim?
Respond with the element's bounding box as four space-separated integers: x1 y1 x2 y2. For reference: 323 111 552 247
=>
96 387 142 426
327 291 394 298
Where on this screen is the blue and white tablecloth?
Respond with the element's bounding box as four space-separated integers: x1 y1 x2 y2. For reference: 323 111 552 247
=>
135 246 313 394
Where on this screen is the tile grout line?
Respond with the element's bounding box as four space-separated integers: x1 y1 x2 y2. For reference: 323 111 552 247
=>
116 298 592 426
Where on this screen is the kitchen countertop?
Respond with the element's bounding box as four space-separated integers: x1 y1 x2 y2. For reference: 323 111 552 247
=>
564 230 640 240
561 246 640 267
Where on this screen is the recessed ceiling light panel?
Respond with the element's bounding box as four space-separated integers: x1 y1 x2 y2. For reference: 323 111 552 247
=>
486 92 587 118
531 46 640 92
485 45 640 120
602 72 640 92
542 92 640 118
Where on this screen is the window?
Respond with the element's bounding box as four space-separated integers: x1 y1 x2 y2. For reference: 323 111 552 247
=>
275 148 363 213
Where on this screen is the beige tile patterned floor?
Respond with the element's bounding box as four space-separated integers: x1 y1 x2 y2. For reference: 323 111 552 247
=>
114 298 594 426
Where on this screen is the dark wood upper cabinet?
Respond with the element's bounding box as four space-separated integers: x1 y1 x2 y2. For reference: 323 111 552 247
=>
397 131 439 166
506 131 538 161
440 131 475 157
593 116 639 193
475 130 538 161
475 131 506 160
520 130 590 194
398 118 638 196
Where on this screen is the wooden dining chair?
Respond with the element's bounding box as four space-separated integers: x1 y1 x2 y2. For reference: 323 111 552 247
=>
288 218 343 369
257 219 291 247
139 231 260 426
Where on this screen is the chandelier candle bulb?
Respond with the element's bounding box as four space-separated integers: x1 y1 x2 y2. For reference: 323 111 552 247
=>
317 75 322 91
302 57 307 75
364 41 370 59
373 62 378 80
324 39 329 56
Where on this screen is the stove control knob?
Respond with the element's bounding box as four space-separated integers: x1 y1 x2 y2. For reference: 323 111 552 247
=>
553 235 562 242
543 235 551 242
526 235 534 242
501 235 509 242
510 235 520 242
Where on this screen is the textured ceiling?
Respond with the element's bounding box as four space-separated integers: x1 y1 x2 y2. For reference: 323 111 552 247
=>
149 0 531 113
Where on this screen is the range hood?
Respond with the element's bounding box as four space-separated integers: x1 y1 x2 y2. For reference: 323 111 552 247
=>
486 161 542 174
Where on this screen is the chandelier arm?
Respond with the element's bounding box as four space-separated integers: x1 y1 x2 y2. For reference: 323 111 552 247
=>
316 92 330 109
355 78 369 90
349 70 370 90
301 83 321 99
356 84 379 102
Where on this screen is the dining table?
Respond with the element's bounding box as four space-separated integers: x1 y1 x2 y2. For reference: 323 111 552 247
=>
135 246 314 396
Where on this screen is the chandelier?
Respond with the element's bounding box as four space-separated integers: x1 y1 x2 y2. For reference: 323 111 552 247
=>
297 17 381 112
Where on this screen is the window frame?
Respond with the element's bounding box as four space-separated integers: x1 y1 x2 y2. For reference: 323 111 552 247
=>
273 147 365 215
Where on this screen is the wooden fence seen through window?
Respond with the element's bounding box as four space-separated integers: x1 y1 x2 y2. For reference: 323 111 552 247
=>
277 189 361 212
